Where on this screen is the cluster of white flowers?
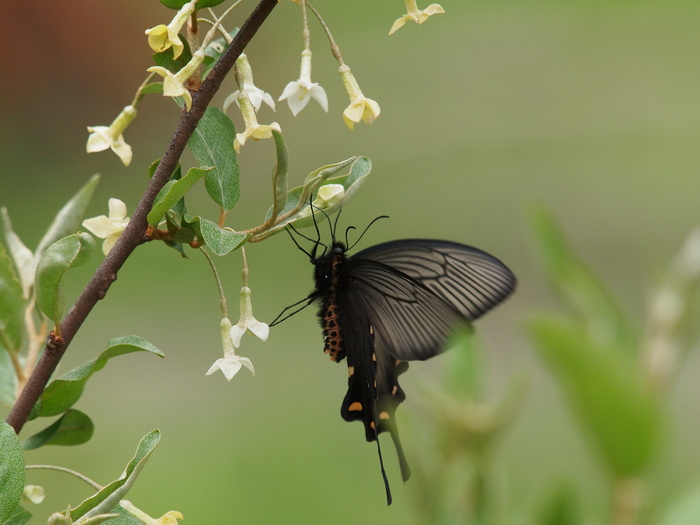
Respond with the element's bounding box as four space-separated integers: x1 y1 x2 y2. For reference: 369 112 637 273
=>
206 287 268 382
86 0 444 163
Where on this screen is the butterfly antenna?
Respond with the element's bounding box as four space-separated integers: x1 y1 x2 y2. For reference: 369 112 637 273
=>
347 215 390 251
285 226 314 260
344 226 356 248
269 295 315 326
330 207 343 244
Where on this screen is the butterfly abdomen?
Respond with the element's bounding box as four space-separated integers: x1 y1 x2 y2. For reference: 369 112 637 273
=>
316 244 348 363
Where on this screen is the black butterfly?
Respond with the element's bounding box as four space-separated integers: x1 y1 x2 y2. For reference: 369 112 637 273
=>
272 217 517 505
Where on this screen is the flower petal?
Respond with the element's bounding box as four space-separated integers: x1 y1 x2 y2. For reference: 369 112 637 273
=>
223 92 239 113
230 323 246 348
86 127 112 153
110 137 133 166
261 91 276 111
248 320 269 342
238 356 256 376
309 85 329 112
82 216 111 238
108 198 127 221
278 81 301 102
145 25 170 53
286 92 311 116
101 234 118 255
218 358 243 381
389 16 409 35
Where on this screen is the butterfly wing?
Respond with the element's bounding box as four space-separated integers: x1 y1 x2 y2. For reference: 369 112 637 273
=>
319 239 516 505
345 239 516 361
334 284 411 505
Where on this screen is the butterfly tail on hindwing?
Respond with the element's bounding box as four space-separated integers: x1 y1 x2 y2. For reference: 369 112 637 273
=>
337 288 414 504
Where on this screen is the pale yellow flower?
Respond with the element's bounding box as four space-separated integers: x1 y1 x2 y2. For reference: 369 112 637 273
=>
82 198 130 255
144 0 197 58
389 0 445 35
86 106 137 166
147 49 206 110
232 91 281 153
339 65 380 129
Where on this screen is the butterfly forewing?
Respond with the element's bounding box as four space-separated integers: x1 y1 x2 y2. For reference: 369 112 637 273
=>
345 240 516 361
352 239 516 321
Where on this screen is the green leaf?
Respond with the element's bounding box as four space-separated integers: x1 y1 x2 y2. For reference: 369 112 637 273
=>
138 82 163 96
3 505 31 525
21 409 94 450
1 208 34 296
0 350 18 406
261 156 371 238
70 430 161 523
442 325 480 400
0 422 25 523
152 39 192 74
202 37 229 80
35 233 95 324
184 216 248 256
269 130 289 223
34 174 100 261
187 107 240 211
530 317 662 476
531 207 636 353
94 504 144 525
291 156 371 228
537 482 581 525
0 242 24 354
36 336 164 418
148 167 210 227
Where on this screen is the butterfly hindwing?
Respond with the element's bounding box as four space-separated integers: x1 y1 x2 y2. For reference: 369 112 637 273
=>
333 286 410 503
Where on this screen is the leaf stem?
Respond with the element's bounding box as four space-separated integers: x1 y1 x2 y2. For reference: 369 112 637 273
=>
25 464 103 491
200 247 228 318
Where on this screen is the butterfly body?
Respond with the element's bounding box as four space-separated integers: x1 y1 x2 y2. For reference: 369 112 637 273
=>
292 237 517 505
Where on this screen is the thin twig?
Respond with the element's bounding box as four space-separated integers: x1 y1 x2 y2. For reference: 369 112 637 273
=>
26 464 103 491
5 0 279 434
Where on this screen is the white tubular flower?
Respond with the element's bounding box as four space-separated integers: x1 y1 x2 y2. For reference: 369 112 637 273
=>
279 49 328 116
232 91 281 153
339 65 380 129
82 198 130 255
206 317 256 382
144 0 197 58
231 286 270 347
222 54 276 113
389 0 445 35
86 105 137 166
147 49 206 110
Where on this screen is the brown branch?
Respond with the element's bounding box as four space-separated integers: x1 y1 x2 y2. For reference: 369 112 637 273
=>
5 0 279 434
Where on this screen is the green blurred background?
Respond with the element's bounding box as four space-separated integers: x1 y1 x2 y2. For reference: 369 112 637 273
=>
3 0 700 522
